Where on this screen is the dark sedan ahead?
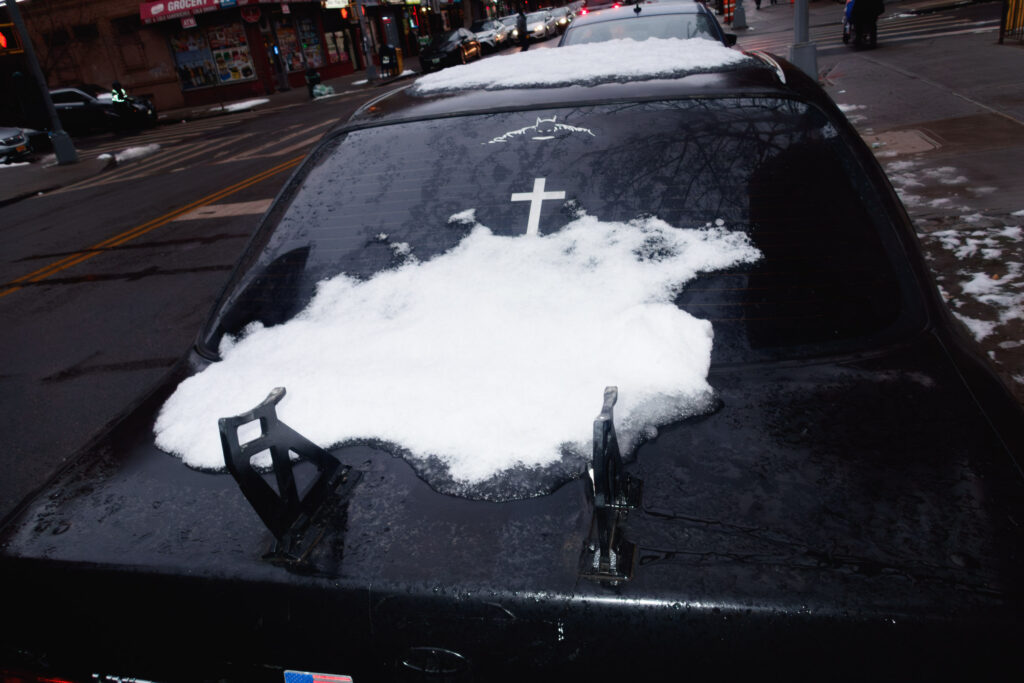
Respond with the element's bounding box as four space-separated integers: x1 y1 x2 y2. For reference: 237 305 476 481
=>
418 28 482 74
560 2 736 46
2 38 1022 683
49 84 157 135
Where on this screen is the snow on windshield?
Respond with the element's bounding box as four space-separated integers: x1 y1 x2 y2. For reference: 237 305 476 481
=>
154 213 760 492
411 38 752 94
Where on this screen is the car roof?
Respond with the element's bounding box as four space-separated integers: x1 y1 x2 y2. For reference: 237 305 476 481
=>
349 54 801 129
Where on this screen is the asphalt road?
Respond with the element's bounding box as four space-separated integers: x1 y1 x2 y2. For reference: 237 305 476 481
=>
0 89 379 520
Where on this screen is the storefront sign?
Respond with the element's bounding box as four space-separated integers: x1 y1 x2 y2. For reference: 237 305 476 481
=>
324 0 349 7
182 16 198 27
140 0 222 24
219 0 238 7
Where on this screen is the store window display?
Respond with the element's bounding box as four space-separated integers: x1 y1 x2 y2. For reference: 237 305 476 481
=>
170 21 256 90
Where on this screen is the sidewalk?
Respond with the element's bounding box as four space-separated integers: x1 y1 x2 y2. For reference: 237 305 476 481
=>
0 67 416 208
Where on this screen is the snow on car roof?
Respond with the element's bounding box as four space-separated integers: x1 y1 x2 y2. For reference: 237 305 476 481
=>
155 213 760 492
411 37 752 94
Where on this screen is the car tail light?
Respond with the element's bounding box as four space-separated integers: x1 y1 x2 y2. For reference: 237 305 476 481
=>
0 672 78 683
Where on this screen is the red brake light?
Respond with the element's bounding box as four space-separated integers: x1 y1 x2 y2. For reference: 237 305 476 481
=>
0 672 79 683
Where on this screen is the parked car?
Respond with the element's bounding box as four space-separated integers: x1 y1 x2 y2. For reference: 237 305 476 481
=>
49 84 157 135
550 6 576 33
560 1 737 46
2 39 1022 683
418 28 483 73
524 10 559 40
470 17 512 50
0 125 32 164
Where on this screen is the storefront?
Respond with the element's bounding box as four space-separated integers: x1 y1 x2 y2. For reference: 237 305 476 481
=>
141 0 356 106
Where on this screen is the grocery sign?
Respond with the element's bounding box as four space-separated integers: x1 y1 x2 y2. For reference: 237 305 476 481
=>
140 0 222 24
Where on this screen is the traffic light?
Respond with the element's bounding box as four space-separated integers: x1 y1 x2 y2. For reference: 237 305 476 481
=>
1 23 25 55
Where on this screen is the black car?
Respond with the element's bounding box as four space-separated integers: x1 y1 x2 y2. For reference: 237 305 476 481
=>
560 1 737 46
49 84 157 135
2 41 1023 683
418 28 482 74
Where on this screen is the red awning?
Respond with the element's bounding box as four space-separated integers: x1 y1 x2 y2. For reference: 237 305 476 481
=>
140 0 222 24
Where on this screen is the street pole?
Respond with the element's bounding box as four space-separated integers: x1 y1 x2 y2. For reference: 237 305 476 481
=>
733 0 747 31
356 0 378 81
789 0 818 80
4 0 77 164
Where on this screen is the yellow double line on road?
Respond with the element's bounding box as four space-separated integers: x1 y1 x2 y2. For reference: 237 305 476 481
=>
1 154 305 299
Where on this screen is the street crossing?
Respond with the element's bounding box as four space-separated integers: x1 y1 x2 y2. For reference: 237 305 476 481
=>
59 117 336 193
735 9 1000 55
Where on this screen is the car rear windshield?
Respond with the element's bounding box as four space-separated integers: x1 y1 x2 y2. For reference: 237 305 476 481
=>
429 31 459 48
202 98 925 364
562 14 718 44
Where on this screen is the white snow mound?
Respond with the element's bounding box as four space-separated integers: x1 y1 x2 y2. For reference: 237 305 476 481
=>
412 38 753 94
154 214 761 483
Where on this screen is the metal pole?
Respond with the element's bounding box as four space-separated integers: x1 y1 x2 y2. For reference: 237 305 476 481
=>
733 0 748 30
5 0 78 164
789 0 818 80
356 0 378 81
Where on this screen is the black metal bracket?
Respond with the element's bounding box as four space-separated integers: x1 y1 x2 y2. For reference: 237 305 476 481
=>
219 387 358 559
581 386 643 583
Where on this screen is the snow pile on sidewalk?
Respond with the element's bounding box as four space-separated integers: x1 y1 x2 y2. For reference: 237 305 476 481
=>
155 212 760 495
97 143 161 165
211 98 270 113
918 218 1023 386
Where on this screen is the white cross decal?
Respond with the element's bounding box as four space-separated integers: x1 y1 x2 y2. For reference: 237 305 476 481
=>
511 177 566 236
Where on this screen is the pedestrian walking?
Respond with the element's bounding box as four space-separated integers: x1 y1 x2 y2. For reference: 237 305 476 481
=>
517 9 529 51
111 81 128 105
851 0 884 46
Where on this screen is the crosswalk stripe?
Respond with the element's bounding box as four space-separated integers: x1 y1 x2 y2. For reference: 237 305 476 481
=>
738 16 998 51
63 135 248 191
172 199 273 221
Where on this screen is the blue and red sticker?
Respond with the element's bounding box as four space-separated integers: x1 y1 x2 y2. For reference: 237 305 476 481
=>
284 670 353 683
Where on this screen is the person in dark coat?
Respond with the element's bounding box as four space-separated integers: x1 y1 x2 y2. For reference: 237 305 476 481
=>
850 0 884 46
517 10 529 51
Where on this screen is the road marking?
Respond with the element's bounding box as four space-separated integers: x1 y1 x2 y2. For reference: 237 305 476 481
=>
0 155 304 299
216 119 335 163
738 16 998 52
62 135 248 191
172 199 273 221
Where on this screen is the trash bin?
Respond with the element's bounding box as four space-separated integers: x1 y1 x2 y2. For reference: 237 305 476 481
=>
379 45 403 77
305 68 321 98
379 48 391 77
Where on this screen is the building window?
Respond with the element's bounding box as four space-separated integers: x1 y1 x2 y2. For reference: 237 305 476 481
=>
169 20 257 90
45 29 70 47
72 24 99 41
